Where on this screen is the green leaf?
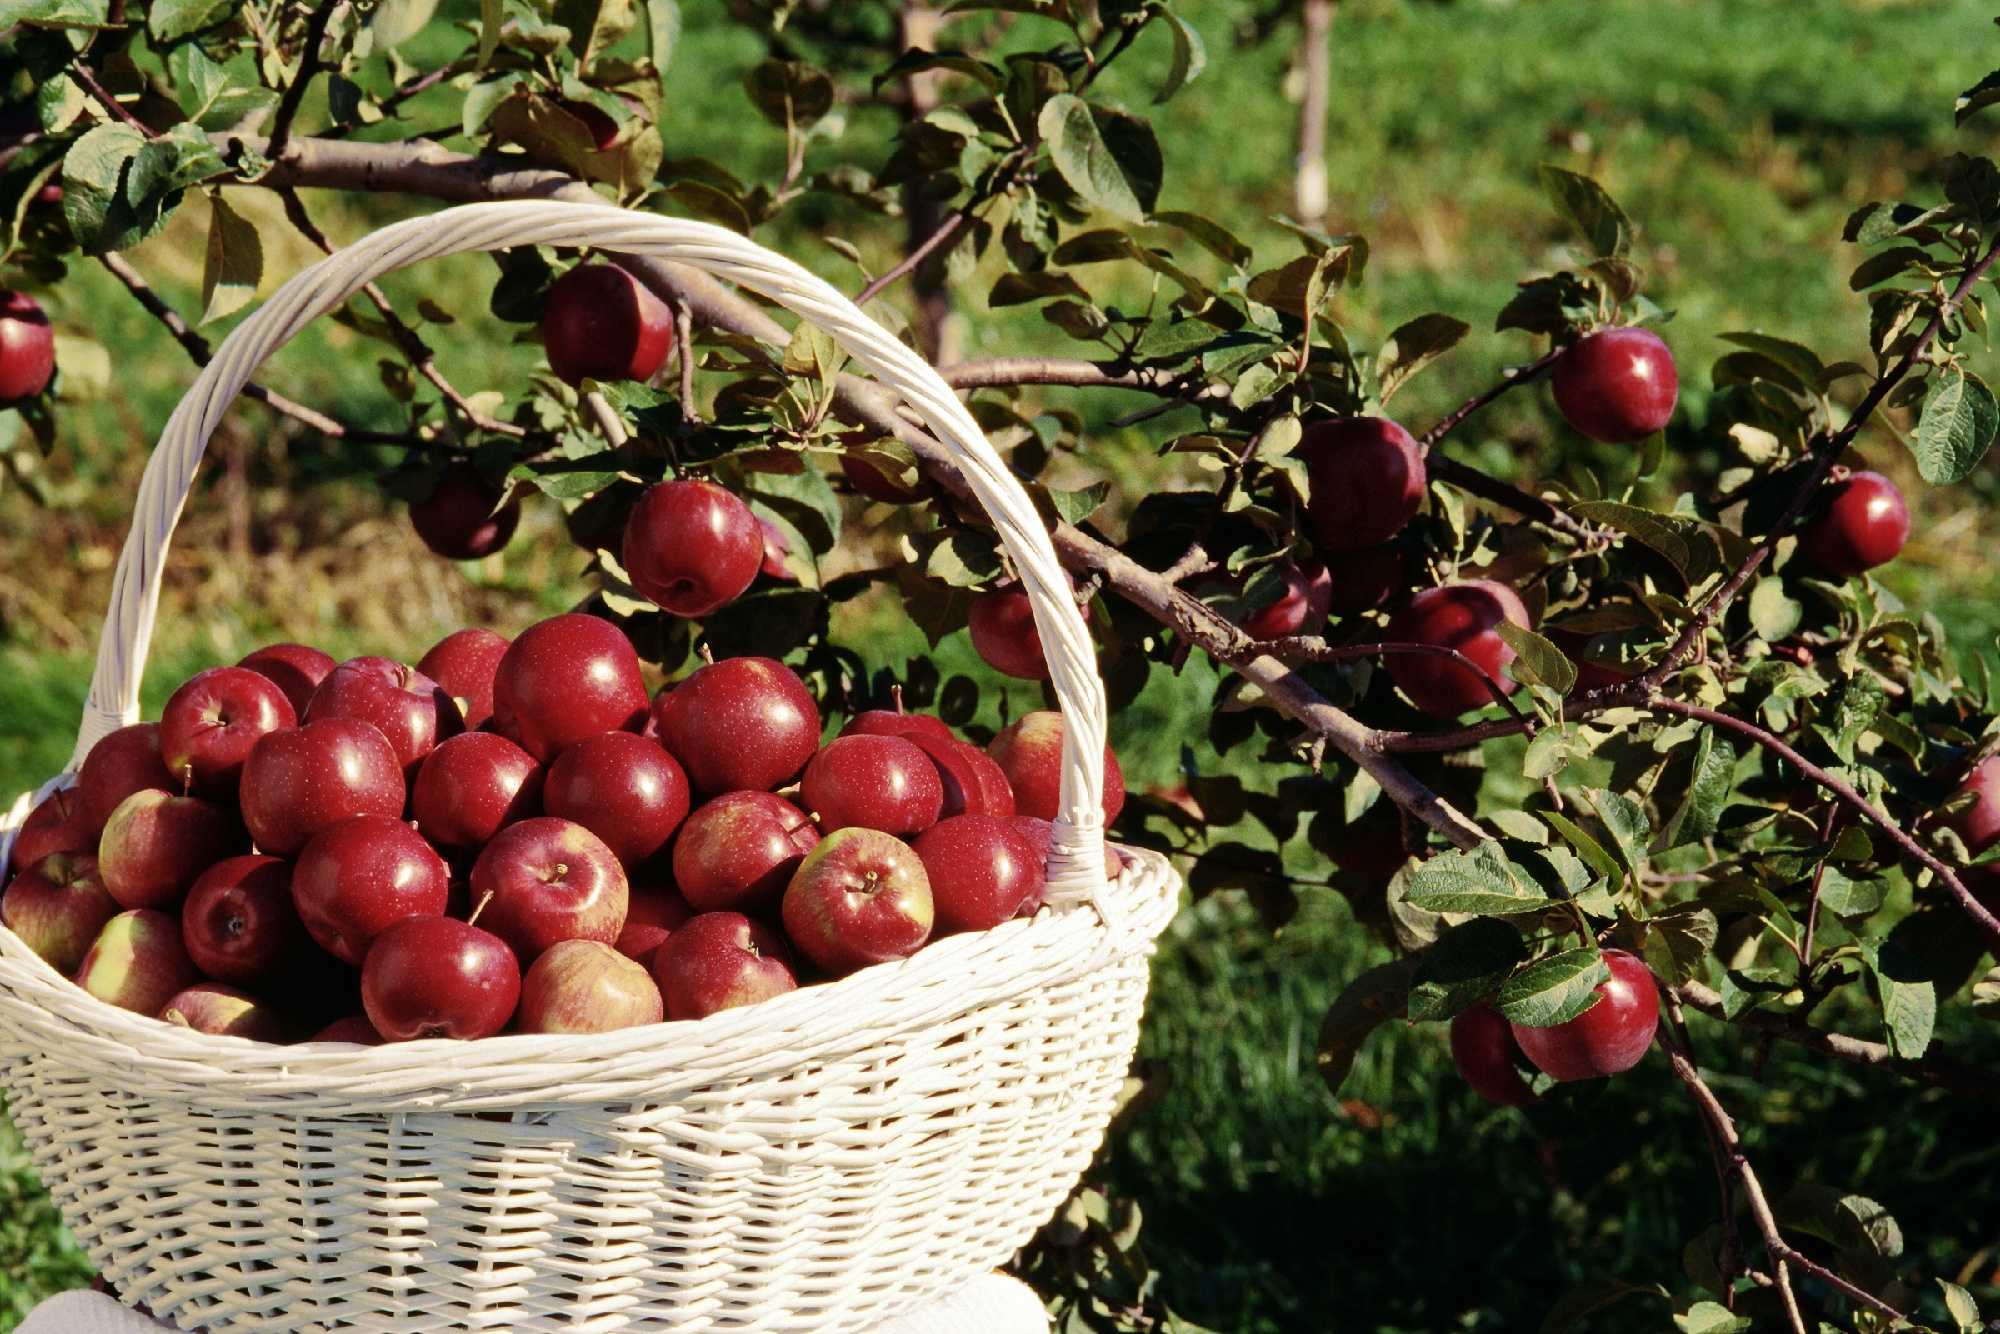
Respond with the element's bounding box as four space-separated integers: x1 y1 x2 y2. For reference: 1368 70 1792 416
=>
988 270 1089 307
1403 842 1552 916
743 59 835 131
1657 730 1733 850
1814 868 1886 918
1497 624 1576 695
555 0 639 66
0 0 111 26
1407 918 1527 1023
744 463 842 550
1541 808 1620 888
1538 164 1633 258
1673 1302 1753 1334
1717 331 1824 383
509 465 621 499
1377 313 1470 404
148 0 233 40
1539 1279 1669 1334
1940 1279 1982 1332
199 190 262 325
924 530 1003 588
1314 959 1413 1094
1911 366 1999 484
1154 11 1206 103
478 0 505 66
1047 481 1110 526
644 0 682 96
1133 317 1220 362
62 123 177 252
1155 209 1251 268
1038 94 1151 224
1748 577 1802 641
1876 970 1935 1058
371 0 439 48
1497 948 1608 1028
1587 788 1650 878
1644 906 1718 987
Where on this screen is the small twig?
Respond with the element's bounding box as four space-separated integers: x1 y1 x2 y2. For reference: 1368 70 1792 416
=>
265 0 341 163
855 210 968 308
1799 808 1842 967
585 391 630 447
96 251 438 449
1664 995 1743 1302
322 63 462 138
70 63 150 134
1416 349 1563 452
1159 543 1214 586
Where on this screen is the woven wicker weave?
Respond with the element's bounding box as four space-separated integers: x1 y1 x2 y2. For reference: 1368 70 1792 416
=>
0 202 1182 1332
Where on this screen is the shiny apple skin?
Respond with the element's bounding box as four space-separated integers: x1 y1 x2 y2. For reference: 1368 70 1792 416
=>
1509 950 1660 1081
968 586 1049 681
1239 563 1335 640
1 851 119 973
292 814 452 966
416 627 511 731
98 789 243 910
1449 1004 1539 1107
672 791 820 914
160 666 298 799
911 814 1045 934
240 719 406 857
411 732 545 852
839 709 955 746
491 614 650 763
1384 580 1533 719
780 827 934 976
987 711 1126 825
180 854 306 987
160 983 294 1043
1299 417 1426 554
75 910 202 1016
540 263 673 386
237 642 336 718
910 734 1016 820
621 479 762 618
0 290 56 401
77 723 176 833
800 734 944 836
517 939 664 1034
411 463 521 561
469 817 629 963
361 916 521 1042
308 1014 384 1045
1551 327 1678 444
306 656 463 780
1799 470 1910 577
653 911 798 1020
1327 542 1407 616
543 731 691 867
652 656 822 795
615 882 695 967
9 787 94 872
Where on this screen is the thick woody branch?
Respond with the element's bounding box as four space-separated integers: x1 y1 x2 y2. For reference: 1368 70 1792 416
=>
214 131 1493 849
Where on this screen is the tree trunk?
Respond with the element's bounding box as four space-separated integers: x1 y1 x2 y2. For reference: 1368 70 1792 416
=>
1295 0 1335 229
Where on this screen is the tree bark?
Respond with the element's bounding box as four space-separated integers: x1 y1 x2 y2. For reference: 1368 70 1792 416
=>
1295 0 1335 228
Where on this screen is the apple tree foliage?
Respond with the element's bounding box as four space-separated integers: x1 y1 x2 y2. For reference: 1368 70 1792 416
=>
3 1 2000 1329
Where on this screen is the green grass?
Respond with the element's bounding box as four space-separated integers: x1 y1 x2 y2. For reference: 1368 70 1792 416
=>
9 0 2000 1329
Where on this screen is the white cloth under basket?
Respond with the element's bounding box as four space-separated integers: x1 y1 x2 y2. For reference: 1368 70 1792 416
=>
0 201 1182 1332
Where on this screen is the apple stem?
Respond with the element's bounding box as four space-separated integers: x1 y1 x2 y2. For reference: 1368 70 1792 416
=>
466 890 495 928
697 643 715 666
890 683 905 714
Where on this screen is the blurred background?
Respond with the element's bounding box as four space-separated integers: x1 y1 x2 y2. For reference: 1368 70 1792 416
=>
5 1 1999 1330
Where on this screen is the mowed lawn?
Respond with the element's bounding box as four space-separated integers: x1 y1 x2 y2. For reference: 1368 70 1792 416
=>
6 1 2000 1330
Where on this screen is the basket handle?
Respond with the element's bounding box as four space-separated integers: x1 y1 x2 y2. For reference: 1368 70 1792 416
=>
74 201 1110 896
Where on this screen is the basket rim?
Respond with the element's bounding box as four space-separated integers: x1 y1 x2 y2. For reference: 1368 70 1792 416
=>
0 774 1180 1112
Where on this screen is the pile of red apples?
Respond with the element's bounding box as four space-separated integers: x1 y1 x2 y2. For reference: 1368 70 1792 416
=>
1 614 1125 1044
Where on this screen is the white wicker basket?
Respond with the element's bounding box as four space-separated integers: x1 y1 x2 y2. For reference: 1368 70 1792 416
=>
0 202 1182 1332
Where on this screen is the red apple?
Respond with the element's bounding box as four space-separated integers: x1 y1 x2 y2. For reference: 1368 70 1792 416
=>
306 656 463 779
615 882 694 967
1385 580 1532 719
361 915 521 1041
411 732 545 852
541 262 673 385
77 723 176 833
160 983 293 1043
756 514 796 583
180 855 306 987
1328 542 1407 616
911 734 1016 820
652 656 822 795
1449 1003 1538 1107
1238 562 1334 640
415 627 511 731
292 814 451 966
492 613 649 762
1 852 119 973
1799 470 1909 577
780 827 934 976
621 479 762 618
309 1014 384 1045
840 707 955 747
1299 417 1426 554
839 447 925 504
0 291 56 401
469 817 629 962
240 719 406 856
672 791 820 914
911 814 1044 934
987 711 1125 825
410 464 521 561
543 732 690 867
968 585 1050 681
75 910 201 1015
1509 949 1659 1081
9 788 94 873
800 734 943 835
98 789 241 910
653 911 797 1020
160 666 298 799
237 642 336 718
1546 628 1632 695
1552 327 1678 444
517 939 663 1034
